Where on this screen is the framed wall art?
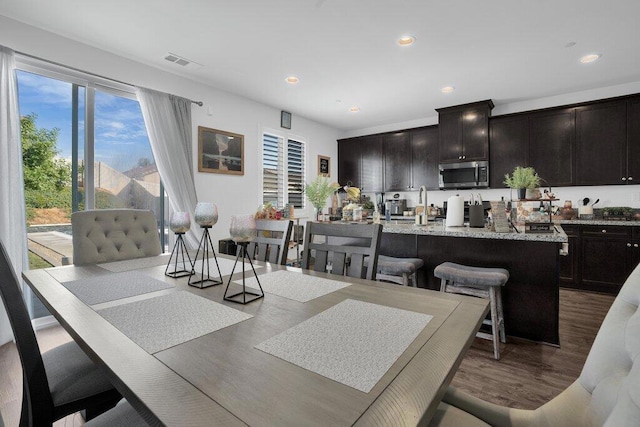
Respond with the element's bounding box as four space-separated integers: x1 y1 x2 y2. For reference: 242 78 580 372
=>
318 155 330 177
198 126 244 175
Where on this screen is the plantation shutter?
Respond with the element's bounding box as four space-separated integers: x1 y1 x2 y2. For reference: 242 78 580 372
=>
262 133 283 206
287 138 305 208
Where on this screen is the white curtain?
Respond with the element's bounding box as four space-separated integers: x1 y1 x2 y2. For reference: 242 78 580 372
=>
0 45 28 345
136 87 200 248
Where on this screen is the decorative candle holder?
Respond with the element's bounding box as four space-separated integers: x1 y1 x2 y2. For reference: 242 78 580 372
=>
223 214 264 304
165 212 194 278
189 203 223 288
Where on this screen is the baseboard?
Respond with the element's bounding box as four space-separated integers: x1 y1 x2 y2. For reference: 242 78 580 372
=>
32 315 59 331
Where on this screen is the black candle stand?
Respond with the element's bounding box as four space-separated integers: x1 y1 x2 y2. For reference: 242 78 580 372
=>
223 241 264 304
189 226 223 288
165 232 194 278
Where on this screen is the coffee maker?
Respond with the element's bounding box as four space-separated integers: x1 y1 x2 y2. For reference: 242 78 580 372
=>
384 199 407 215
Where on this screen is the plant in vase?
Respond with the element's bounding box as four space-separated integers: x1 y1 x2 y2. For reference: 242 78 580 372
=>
304 176 340 221
504 166 541 200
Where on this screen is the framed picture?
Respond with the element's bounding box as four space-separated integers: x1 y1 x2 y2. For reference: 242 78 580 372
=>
281 110 292 129
318 155 330 177
198 126 244 175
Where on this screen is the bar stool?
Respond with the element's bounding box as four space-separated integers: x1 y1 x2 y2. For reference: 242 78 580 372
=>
434 262 509 360
375 255 424 287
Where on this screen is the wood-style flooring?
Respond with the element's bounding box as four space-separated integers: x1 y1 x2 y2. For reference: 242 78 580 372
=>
0 288 615 426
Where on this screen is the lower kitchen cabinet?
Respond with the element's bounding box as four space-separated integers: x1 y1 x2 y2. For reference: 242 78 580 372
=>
560 224 639 295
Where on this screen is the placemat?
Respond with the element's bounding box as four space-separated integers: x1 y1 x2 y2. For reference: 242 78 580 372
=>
233 270 350 302
98 291 253 354
62 271 174 305
192 256 264 277
255 299 432 393
99 253 177 272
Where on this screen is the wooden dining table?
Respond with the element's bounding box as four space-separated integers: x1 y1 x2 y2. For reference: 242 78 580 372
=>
23 253 489 426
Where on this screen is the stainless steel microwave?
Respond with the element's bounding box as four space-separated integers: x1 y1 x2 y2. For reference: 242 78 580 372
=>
439 161 489 189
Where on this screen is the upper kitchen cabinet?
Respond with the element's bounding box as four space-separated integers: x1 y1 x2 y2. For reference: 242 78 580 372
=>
411 126 440 190
337 135 383 192
528 108 575 187
575 100 627 185
360 135 384 192
383 132 411 191
627 96 640 184
489 115 529 188
437 100 494 163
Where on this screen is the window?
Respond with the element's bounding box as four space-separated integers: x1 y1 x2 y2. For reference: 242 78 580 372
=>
16 58 165 319
262 132 306 208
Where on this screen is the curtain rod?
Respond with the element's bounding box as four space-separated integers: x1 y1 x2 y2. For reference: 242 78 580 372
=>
16 50 203 106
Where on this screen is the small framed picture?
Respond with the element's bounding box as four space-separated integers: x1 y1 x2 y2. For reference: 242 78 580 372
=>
198 126 244 175
318 155 330 177
281 111 292 129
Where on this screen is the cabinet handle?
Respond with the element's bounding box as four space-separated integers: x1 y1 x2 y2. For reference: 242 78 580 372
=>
635 243 639 248
601 229 606 233
629 176 633 181
622 177 627 181
462 155 466 160
628 243 633 247
458 155 462 160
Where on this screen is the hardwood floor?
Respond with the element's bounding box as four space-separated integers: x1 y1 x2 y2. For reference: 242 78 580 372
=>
451 288 615 409
0 288 615 426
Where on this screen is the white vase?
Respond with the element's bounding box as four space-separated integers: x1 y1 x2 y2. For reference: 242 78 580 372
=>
229 214 257 243
169 212 191 234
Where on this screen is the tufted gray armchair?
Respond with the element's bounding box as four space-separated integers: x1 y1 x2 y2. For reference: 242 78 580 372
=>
72 209 162 265
429 262 640 426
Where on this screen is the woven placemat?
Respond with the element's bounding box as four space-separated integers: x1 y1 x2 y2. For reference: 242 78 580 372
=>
234 270 350 302
98 291 253 354
256 299 432 393
62 271 174 305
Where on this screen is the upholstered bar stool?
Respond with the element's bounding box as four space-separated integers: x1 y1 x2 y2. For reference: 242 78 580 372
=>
376 255 424 287
434 262 509 360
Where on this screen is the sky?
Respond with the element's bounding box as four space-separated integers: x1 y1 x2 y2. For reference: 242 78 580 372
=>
16 69 154 172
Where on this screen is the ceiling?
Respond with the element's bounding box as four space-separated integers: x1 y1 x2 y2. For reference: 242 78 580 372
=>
1 0 639 131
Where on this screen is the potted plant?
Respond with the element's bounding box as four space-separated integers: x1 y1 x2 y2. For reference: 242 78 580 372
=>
504 166 541 200
304 176 339 221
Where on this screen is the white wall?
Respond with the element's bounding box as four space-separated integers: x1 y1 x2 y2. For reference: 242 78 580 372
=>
0 15 341 345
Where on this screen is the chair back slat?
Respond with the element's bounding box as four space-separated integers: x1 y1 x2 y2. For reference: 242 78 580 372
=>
302 223 382 280
0 240 54 425
248 220 293 265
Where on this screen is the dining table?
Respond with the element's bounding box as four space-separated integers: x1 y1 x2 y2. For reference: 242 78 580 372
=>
23 251 489 426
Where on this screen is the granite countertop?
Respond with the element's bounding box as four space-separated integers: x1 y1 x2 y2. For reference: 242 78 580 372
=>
382 221 568 243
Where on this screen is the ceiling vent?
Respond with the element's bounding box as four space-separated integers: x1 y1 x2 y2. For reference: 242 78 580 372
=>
164 53 203 69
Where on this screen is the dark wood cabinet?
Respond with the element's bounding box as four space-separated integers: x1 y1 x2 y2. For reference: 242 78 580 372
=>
383 132 411 191
580 225 633 294
489 115 528 188
360 136 383 192
337 136 383 192
437 100 493 163
559 224 580 287
528 109 575 187
411 127 439 190
575 100 627 185
627 96 640 184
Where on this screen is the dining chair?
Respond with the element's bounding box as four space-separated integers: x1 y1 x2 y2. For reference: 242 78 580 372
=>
429 262 640 426
0 240 121 426
72 209 162 265
247 219 293 265
84 399 148 426
302 222 382 280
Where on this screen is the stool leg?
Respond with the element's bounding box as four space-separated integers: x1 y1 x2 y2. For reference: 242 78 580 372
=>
410 272 417 287
439 278 447 292
402 273 409 286
489 287 501 360
496 288 506 344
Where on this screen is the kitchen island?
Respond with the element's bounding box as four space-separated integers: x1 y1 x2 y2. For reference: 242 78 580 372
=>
379 221 568 345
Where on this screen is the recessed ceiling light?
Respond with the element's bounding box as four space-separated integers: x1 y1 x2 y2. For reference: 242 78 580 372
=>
285 76 299 84
397 35 416 46
349 107 360 113
441 86 455 93
579 53 602 64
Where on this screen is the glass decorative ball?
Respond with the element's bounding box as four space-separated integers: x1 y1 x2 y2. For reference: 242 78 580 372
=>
170 212 191 234
195 202 218 227
229 214 257 243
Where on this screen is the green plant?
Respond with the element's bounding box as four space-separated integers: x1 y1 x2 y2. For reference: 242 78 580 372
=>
303 176 339 212
503 166 541 189
602 207 634 216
